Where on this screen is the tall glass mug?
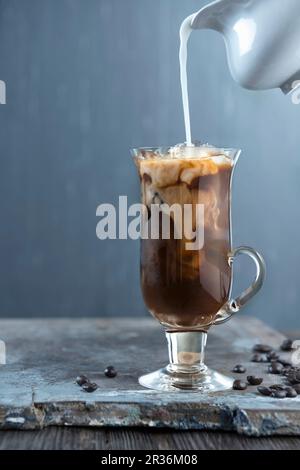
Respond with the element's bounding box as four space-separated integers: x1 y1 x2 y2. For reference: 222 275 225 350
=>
132 145 266 392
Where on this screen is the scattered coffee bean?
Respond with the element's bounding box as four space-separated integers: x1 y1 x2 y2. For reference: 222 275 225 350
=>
272 390 287 399
76 375 89 386
268 362 283 375
247 376 263 386
258 384 298 399
257 386 272 396
293 384 300 394
232 364 246 374
253 344 272 353
280 339 294 352
105 366 117 378
233 380 247 391
269 384 286 391
286 388 298 398
251 353 263 363
286 368 300 385
82 382 98 393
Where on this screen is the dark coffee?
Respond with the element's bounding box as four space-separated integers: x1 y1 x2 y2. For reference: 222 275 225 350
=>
135 149 233 330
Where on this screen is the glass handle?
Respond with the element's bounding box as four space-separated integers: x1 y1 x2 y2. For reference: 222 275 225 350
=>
214 246 266 325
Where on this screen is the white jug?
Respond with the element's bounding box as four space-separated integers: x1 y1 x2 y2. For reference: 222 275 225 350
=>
190 0 300 94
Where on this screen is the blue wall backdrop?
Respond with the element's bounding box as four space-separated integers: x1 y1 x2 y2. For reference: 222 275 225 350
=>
0 0 299 329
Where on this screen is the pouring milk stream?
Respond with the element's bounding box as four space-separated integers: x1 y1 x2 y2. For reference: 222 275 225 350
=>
179 15 194 146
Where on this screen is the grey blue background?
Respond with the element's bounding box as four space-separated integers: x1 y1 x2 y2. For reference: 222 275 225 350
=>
0 0 299 329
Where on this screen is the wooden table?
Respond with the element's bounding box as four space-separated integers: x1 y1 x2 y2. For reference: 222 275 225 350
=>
0 317 299 450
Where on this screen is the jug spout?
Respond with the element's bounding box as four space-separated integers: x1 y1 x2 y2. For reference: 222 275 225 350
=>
189 0 300 94
190 0 233 32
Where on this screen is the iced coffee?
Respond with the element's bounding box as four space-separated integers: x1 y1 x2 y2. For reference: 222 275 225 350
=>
134 145 234 330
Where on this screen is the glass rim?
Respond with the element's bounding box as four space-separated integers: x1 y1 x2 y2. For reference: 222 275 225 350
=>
131 145 241 163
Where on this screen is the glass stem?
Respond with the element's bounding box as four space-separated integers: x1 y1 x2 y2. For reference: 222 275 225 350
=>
166 331 207 375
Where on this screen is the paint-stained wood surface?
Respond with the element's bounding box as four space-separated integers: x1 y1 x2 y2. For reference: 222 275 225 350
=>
0 317 299 436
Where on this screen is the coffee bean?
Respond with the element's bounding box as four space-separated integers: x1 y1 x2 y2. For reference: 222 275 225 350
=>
286 388 297 398
292 384 300 394
288 373 300 385
253 344 272 353
232 364 246 374
286 367 300 384
82 382 98 393
272 390 287 399
280 339 294 352
257 386 272 396
269 384 286 391
105 366 117 378
76 375 89 386
247 376 263 386
251 353 263 363
294 370 300 382
268 362 283 375
233 380 247 391
269 384 297 396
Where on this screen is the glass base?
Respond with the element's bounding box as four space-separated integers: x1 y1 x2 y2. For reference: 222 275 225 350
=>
139 366 233 392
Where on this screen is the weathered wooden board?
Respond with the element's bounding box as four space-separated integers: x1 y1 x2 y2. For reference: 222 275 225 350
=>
0 317 299 436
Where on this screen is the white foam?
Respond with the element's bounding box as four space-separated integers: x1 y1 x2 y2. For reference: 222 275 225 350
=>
168 143 227 160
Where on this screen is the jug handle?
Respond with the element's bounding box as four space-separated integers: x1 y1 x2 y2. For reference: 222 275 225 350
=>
213 246 266 325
